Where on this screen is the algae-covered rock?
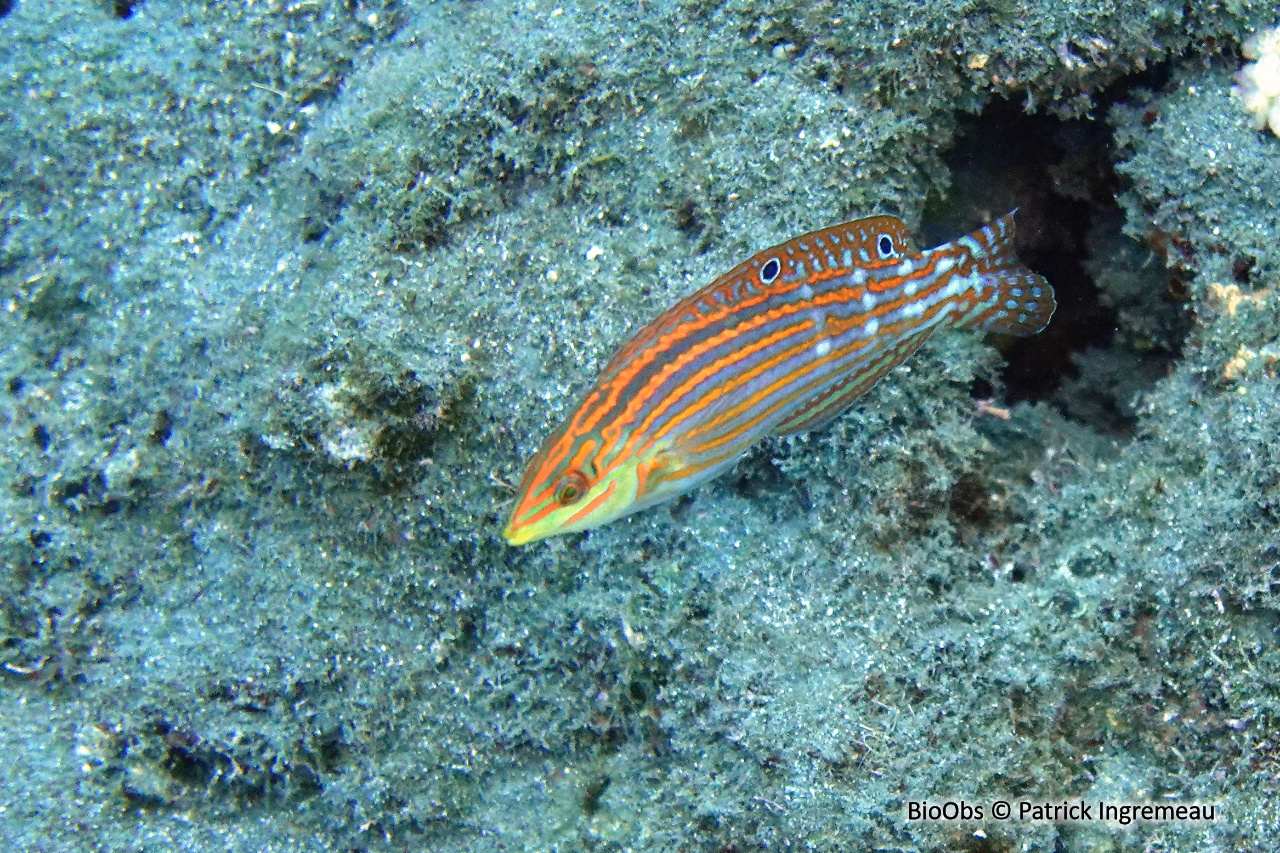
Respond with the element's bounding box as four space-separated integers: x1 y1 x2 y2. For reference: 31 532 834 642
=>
3 0 1280 850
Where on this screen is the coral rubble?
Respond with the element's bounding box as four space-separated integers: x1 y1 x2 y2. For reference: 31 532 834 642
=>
1233 25 1280 136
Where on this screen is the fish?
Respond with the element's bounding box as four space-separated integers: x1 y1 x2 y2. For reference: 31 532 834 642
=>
503 210 1054 546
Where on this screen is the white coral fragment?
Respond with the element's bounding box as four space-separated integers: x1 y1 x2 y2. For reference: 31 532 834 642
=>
1233 25 1280 137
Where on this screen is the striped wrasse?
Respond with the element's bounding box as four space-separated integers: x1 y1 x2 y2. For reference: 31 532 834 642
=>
504 210 1054 546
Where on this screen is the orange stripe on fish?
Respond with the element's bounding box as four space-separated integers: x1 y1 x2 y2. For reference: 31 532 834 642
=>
503 210 1054 545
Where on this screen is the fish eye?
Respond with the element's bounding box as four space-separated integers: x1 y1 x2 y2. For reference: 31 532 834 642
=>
877 234 894 258
554 470 589 505
759 257 780 284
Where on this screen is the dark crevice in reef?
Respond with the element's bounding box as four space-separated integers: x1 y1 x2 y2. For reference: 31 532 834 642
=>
924 68 1190 436
0 0 13 18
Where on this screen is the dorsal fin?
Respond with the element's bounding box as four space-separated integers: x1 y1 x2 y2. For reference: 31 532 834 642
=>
599 215 914 377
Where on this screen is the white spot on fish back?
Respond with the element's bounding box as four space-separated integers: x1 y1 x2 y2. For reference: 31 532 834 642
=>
864 317 879 336
798 284 814 300
959 235 985 259
897 258 914 276
852 268 867 285
861 291 875 310
814 339 832 357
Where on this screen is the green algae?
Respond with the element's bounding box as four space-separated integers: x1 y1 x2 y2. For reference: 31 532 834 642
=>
2 0 1279 850
1115 64 1280 281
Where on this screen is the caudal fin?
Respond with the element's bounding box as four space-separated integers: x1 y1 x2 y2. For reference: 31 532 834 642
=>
957 211 1056 337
